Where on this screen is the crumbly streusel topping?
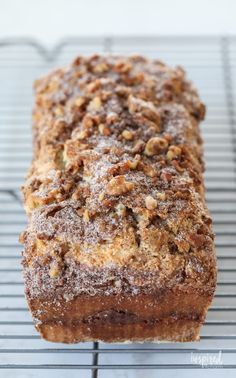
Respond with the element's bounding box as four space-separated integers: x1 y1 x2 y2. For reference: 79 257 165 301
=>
21 55 216 292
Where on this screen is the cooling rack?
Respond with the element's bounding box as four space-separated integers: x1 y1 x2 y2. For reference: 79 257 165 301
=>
0 36 236 378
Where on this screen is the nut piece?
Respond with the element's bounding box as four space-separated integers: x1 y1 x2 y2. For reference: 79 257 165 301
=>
106 112 119 125
122 129 134 140
49 266 60 278
93 62 109 73
128 95 160 125
98 123 110 136
82 114 94 129
167 145 182 161
86 79 101 93
88 96 102 111
98 192 105 201
142 165 157 177
75 130 88 140
72 187 81 200
156 192 166 200
145 195 158 210
106 175 134 196
54 106 64 117
83 209 90 222
144 137 168 156
161 171 172 182
114 60 132 73
132 139 145 153
116 203 126 217
75 97 85 107
127 158 140 170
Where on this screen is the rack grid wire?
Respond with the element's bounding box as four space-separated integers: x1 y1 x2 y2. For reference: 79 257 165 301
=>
0 36 236 378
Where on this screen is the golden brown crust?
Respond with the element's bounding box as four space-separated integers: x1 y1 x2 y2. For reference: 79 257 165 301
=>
20 55 217 343
37 319 202 343
28 288 212 343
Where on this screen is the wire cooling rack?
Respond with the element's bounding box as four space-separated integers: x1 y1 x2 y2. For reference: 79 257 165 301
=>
0 36 236 378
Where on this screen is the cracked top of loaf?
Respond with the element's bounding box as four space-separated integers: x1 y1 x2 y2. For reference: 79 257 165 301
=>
21 55 216 295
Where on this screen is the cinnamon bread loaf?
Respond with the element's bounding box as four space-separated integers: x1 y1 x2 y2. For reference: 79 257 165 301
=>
20 55 217 343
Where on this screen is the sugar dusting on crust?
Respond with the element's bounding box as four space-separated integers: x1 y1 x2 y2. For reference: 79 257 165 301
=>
20 55 216 300
23 257 216 302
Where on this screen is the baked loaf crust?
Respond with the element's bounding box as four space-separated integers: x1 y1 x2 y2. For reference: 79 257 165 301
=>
20 55 217 343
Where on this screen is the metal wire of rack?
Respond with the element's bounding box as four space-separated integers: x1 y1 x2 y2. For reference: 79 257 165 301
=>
0 36 236 378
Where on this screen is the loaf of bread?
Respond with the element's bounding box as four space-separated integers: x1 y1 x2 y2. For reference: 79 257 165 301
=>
20 55 217 343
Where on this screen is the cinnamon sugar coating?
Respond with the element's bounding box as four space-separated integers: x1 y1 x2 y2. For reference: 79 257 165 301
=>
21 55 216 299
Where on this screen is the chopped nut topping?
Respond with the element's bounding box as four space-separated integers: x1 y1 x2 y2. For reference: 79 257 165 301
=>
156 192 166 200
98 123 110 136
75 97 85 107
93 62 109 73
48 80 59 92
82 114 94 129
128 95 160 126
128 95 145 113
114 61 132 73
145 195 158 210
167 145 182 161
116 203 126 217
86 80 100 93
139 162 157 177
98 192 105 201
106 112 119 125
132 113 161 132
89 96 102 111
106 175 134 196
83 209 90 222
23 55 211 288
115 85 132 97
72 187 81 200
132 139 145 153
171 159 184 172
144 167 157 178
122 130 134 140
54 106 64 116
127 158 139 170
49 266 59 278
143 107 160 125
36 238 46 250
76 208 84 216
144 137 168 156
160 171 172 182
75 130 88 140
133 72 145 83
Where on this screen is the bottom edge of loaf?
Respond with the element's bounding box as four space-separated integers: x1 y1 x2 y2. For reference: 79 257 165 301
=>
27 288 213 343
36 319 202 343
